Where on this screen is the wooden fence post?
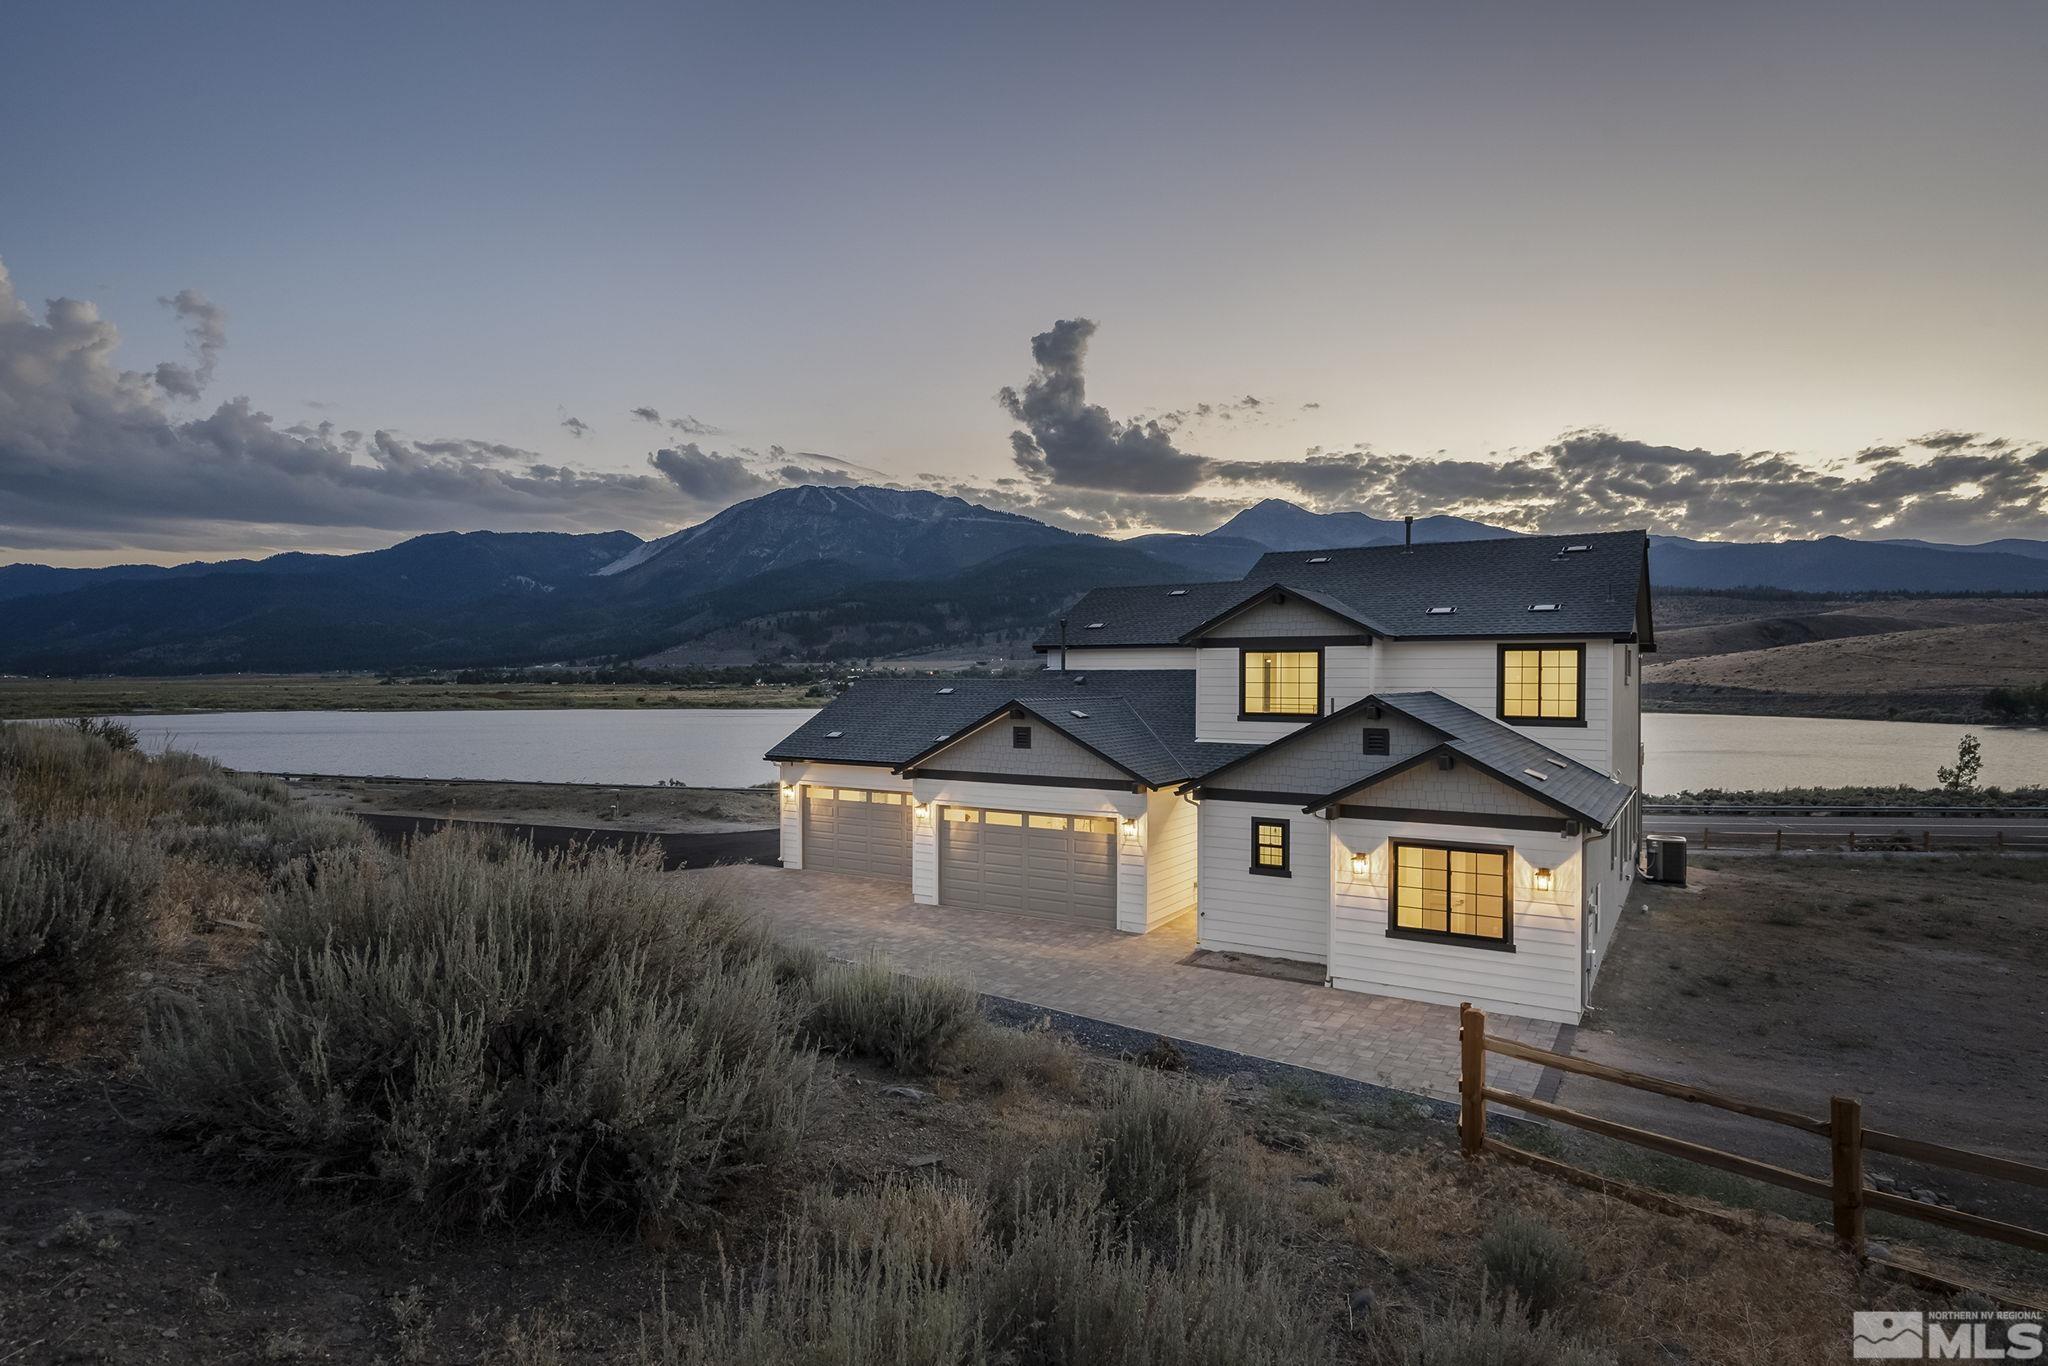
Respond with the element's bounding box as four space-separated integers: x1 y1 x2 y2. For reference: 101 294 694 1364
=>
1775 827 1784 853
1459 1003 1486 1158
1830 1095 1866 1255
1701 828 1711 850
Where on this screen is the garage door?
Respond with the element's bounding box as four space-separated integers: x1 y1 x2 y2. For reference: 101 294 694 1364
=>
939 808 1116 926
802 787 911 881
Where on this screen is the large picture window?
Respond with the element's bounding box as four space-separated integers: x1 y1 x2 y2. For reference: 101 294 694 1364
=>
1391 841 1511 947
1498 645 1584 725
1240 649 1320 718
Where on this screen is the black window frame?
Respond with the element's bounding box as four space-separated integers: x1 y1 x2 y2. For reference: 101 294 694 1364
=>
1012 725 1032 749
1495 643 1588 729
1249 818 1292 877
1362 726 1391 756
1386 838 1515 951
1237 644 1325 722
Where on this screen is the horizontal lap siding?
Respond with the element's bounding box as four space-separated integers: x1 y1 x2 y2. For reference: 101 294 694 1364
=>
1196 800 1329 964
1141 787 1197 931
1196 648 1316 744
1374 640 1614 774
1329 816 1583 1023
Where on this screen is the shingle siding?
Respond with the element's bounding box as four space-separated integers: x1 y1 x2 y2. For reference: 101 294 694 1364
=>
1351 761 1560 821
1200 594 1362 638
921 715 1128 782
1206 710 1440 796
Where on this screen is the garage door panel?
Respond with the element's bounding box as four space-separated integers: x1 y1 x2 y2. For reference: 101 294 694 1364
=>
939 804 1117 926
803 787 910 881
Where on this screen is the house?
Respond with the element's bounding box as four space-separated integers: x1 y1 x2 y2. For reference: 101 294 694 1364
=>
765 530 1653 1024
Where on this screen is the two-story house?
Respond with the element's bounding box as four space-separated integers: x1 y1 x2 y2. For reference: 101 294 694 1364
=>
765 530 1653 1023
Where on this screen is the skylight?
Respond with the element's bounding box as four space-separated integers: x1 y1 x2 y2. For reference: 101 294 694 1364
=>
1522 768 1550 781
1528 603 1561 612
1562 544 1591 553
1168 589 1187 596
1086 622 1105 629
1307 555 1330 564
935 686 954 694
1070 709 1090 719
1426 606 1457 615
825 730 843 738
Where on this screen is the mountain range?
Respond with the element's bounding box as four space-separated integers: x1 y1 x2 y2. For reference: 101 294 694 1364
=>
2 488 2045 674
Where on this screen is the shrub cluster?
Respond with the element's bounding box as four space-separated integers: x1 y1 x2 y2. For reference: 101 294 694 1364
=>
806 953 982 1073
1480 1213 1587 1321
0 813 163 1036
142 835 815 1228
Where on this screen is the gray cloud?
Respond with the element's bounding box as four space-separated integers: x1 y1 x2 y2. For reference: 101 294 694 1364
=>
632 405 724 436
998 318 1210 494
560 415 592 439
150 289 227 400
648 442 875 503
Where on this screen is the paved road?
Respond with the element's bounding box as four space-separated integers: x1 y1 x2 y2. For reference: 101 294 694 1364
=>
356 812 778 868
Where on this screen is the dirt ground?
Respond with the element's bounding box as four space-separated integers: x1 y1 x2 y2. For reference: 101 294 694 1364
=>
1566 855 2048 1235
291 776 778 834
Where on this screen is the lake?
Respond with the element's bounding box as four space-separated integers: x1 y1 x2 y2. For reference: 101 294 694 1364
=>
97 708 2048 795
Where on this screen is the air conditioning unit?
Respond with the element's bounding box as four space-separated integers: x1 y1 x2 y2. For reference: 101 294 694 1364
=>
1643 834 1687 886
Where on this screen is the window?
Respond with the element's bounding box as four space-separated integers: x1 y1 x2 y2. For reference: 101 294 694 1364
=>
1391 842 1510 947
1240 649 1320 718
983 811 1024 827
1072 816 1115 835
1363 726 1391 756
1012 725 1032 749
1028 815 1068 830
1250 819 1291 876
1498 645 1584 726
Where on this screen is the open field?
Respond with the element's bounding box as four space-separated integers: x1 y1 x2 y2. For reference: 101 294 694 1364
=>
0 675 826 719
291 774 778 833
1562 855 2048 1244
1644 594 2048 722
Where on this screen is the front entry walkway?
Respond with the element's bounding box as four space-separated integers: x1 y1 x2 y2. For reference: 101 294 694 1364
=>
696 865 1563 1101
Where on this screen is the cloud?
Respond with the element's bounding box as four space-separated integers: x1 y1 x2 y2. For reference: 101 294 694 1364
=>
150 289 227 400
647 443 878 503
998 318 1210 494
560 415 592 438
632 405 724 436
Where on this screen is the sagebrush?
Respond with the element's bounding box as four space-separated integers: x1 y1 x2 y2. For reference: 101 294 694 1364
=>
807 953 981 1073
143 834 814 1227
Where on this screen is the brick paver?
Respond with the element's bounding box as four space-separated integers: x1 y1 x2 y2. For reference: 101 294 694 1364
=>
692 865 1564 1102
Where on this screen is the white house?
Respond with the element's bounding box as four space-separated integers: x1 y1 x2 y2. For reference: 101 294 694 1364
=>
766 530 1653 1024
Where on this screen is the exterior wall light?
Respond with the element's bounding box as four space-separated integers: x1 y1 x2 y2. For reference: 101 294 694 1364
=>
1350 852 1369 877
1533 866 1554 893
914 802 931 822
1120 817 1138 838
779 783 796 799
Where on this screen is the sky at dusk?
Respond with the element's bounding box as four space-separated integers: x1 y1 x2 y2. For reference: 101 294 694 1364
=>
3 0 2045 566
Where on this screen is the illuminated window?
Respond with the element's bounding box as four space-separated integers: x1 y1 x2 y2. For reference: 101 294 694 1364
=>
1498 645 1583 725
1392 843 1509 946
1250 819 1290 876
1241 650 1320 717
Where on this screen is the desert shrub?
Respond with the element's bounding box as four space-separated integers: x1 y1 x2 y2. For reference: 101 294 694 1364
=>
65 716 140 751
808 954 981 1073
1092 1071 1229 1223
1479 1214 1587 1322
1383 1296 1615 1366
167 773 282 824
157 804 369 879
961 1018 1086 1096
654 1187 1332 1366
142 833 814 1227
0 816 163 1033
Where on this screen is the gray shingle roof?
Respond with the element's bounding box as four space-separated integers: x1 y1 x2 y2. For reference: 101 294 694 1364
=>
1038 530 1651 649
765 671 1260 787
1327 690 1632 828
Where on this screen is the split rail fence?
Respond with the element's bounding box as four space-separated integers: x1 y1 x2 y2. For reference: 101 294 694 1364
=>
1457 1005 2048 1259
1661 826 2048 853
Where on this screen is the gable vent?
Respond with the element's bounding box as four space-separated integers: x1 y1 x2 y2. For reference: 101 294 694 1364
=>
825 730 844 738
1528 603 1561 612
1362 727 1391 756
1069 709 1090 719
1426 606 1457 616
1522 767 1550 781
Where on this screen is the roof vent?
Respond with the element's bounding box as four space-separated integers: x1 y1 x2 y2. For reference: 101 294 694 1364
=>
1072 675 1086 686
1307 555 1330 564
1085 621 1105 629
1522 767 1550 781
1528 603 1561 612
1426 606 1457 616
825 730 843 739
1168 588 1187 596
935 686 954 695
1562 544 1591 553
1070 709 1090 719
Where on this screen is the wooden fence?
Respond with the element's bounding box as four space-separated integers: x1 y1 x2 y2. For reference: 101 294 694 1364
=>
1457 1005 2048 1259
1660 826 2048 853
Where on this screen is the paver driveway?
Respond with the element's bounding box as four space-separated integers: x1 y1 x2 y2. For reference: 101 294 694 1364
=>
693 864 1564 1101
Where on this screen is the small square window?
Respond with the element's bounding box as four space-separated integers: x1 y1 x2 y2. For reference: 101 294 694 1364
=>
1250 819 1290 877
1363 727 1391 756
1012 725 1032 749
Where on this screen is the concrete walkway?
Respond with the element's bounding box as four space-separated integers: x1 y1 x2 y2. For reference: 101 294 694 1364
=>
693 865 1564 1101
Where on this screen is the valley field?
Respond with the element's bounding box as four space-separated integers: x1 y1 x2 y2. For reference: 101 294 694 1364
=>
1644 593 2048 722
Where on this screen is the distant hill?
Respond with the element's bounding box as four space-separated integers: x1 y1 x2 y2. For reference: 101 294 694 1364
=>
1648 534 2048 593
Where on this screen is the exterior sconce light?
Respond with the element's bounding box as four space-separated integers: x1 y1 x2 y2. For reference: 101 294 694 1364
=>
779 783 796 798
914 802 931 822
1350 852 1369 877
1533 867 1554 893
1120 817 1138 838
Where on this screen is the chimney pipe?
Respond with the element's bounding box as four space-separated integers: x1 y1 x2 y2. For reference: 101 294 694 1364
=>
1404 514 1414 548
1058 617 1068 672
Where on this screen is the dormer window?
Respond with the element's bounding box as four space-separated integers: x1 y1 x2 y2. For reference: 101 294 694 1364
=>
1240 649 1320 720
